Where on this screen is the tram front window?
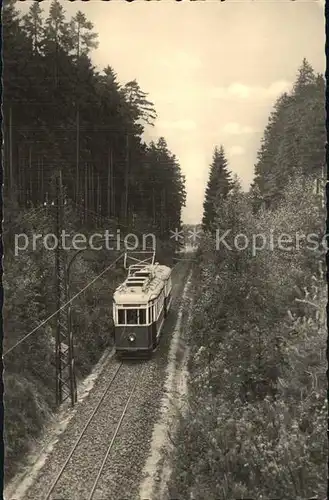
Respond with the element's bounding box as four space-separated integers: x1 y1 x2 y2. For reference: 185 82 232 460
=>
118 309 126 325
139 308 146 325
127 309 138 324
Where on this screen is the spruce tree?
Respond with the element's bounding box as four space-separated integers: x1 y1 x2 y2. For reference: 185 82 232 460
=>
251 58 325 212
202 145 232 232
3 0 186 232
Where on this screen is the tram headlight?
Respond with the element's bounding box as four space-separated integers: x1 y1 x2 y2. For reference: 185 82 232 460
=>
128 333 136 343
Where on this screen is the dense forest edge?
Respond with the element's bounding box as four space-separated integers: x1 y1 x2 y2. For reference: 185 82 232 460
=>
168 60 327 499
2 0 327 495
3 0 186 482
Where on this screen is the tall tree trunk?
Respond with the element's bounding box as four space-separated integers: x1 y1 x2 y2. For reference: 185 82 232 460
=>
29 145 32 204
107 148 111 217
152 188 156 224
76 106 80 201
97 173 100 215
124 133 129 224
161 187 165 236
9 106 13 193
84 163 87 223
37 157 40 204
75 23 81 203
41 156 44 204
91 164 94 213
111 148 115 218
22 154 26 207
17 145 21 204
88 164 91 213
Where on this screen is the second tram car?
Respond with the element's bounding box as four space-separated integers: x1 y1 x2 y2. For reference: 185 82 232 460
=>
113 263 172 356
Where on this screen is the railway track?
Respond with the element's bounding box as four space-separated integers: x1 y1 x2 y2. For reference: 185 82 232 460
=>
15 255 192 500
44 361 147 500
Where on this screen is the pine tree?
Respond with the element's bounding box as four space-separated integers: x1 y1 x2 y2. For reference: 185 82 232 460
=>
293 57 316 92
3 0 186 233
21 2 44 55
43 0 70 53
251 58 325 212
68 11 98 57
251 92 293 211
202 145 232 232
121 79 157 130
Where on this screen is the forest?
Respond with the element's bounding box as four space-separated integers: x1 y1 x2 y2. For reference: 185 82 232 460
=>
3 0 186 233
3 0 186 481
2 0 327 495
168 59 327 499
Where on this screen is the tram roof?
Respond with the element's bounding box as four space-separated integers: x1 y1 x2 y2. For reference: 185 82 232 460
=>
113 264 172 305
128 263 171 279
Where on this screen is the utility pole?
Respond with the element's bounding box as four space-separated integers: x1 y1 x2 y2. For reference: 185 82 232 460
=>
55 171 63 405
54 170 77 407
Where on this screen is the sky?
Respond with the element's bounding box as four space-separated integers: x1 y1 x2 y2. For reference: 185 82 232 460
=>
19 0 325 224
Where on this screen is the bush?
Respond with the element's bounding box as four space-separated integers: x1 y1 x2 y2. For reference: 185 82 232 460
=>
168 178 327 499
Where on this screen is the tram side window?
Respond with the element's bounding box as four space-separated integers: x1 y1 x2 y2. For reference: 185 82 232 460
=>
127 309 138 324
139 308 146 325
118 309 126 325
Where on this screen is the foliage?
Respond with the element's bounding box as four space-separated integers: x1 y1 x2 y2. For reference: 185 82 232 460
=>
4 0 185 231
169 59 326 499
251 59 325 211
202 145 233 233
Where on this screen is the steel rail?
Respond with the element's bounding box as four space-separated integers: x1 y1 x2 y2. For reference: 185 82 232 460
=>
88 364 147 500
44 362 123 500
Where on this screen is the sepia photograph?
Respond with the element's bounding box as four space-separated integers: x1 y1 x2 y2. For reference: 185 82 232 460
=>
2 0 327 499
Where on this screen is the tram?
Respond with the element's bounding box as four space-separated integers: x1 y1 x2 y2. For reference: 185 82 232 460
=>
112 260 172 357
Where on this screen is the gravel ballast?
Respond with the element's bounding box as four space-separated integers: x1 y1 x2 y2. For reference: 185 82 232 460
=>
8 260 191 500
